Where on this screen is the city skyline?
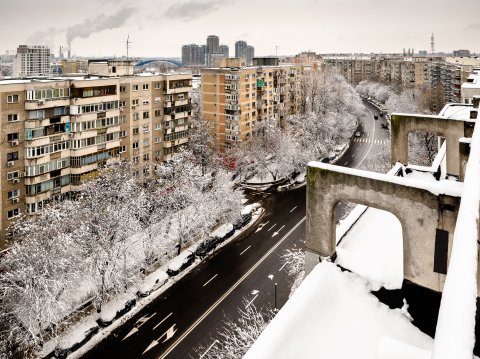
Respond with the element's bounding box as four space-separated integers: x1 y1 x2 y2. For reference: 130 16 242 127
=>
1 0 480 58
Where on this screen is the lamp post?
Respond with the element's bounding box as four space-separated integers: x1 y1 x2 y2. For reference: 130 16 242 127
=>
268 274 278 311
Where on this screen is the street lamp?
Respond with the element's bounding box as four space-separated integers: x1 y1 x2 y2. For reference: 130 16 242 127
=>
268 274 278 311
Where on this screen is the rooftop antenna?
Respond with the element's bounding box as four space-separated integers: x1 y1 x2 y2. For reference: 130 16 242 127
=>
125 34 133 59
275 45 278 57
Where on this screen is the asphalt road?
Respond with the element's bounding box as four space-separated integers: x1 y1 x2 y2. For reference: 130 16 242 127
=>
80 101 381 359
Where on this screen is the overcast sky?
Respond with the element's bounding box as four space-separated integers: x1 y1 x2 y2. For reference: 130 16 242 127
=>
1 0 479 58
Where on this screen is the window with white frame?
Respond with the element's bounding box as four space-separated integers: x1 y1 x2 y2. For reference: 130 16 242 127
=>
143 84 149 90
7 189 19 199
8 208 19 219
7 95 19 103
154 83 161 89
155 123 161 130
132 142 139 149
119 145 126 153
155 136 161 143
132 84 139 91
143 139 150 146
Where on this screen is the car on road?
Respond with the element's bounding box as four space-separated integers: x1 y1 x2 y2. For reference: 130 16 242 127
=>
355 131 361 137
374 115 378 120
381 123 388 129
97 293 137 327
195 237 218 258
54 319 99 359
380 112 384 117
137 268 169 297
166 247 196 276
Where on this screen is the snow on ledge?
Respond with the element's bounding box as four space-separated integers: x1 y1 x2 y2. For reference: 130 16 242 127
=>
308 161 463 197
244 262 432 359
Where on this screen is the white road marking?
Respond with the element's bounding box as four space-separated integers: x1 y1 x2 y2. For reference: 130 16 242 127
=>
152 312 173 330
245 294 259 309
289 206 297 213
268 223 277 231
240 246 251 256
158 217 306 359
122 313 155 341
358 106 377 168
203 274 218 287
199 340 219 359
255 221 269 233
143 324 177 355
272 225 285 237
278 262 288 272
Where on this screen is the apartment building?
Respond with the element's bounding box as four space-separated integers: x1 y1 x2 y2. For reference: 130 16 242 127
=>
201 58 303 152
13 45 51 77
0 60 192 245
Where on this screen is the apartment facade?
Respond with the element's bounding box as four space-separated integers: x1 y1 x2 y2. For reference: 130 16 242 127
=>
201 58 303 152
0 63 192 245
13 45 51 77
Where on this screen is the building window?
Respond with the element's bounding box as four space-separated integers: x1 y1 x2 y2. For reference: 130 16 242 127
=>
143 139 150 147
120 85 127 93
132 84 139 91
132 142 139 149
7 208 19 219
7 133 19 141
143 99 149 105
155 136 161 143
132 99 139 106
143 125 149 133
154 83 161 89
133 127 139 135
119 100 126 107
7 151 19 161
155 123 161 130
154 109 161 117
119 130 127 138
143 153 150 161
7 171 19 180
178 118 184 125
133 113 139 121
7 114 19 122
7 95 19 103
143 111 150 119
7 189 19 199
143 84 149 90
119 145 126 153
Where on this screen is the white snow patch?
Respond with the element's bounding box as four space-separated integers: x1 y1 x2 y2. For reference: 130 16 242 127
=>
56 317 98 350
244 262 432 359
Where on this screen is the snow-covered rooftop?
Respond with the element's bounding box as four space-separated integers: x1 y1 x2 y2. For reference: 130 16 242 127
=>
438 103 473 120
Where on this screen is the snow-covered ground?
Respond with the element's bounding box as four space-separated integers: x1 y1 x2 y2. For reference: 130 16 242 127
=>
244 262 433 359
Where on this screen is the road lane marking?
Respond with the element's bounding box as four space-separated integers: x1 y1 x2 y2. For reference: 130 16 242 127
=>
358 106 377 168
122 313 155 341
143 325 177 354
158 217 306 359
289 206 297 213
152 312 173 330
272 225 285 238
245 294 259 309
268 223 277 231
278 262 288 272
203 274 218 287
255 221 269 233
239 246 251 256
199 340 219 359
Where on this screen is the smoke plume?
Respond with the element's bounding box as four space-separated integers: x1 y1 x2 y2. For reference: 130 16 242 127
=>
66 7 136 45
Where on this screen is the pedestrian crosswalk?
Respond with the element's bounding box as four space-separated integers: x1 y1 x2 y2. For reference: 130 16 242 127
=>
353 138 389 145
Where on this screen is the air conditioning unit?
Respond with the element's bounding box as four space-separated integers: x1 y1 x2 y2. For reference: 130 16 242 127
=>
6 161 14 167
10 140 19 146
19 172 26 178
132 105 137 109
11 198 19 204
119 107 124 112
12 178 20 184
38 100 45 105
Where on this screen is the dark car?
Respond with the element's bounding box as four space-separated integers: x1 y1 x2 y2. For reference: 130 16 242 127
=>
381 123 388 129
374 115 378 120
195 237 218 258
234 213 252 230
54 324 99 359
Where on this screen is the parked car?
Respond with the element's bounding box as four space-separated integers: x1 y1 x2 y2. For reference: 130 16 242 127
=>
195 237 218 258
374 115 378 120
97 293 137 327
137 268 169 297
234 212 253 230
54 319 99 359
381 123 388 129
355 131 361 137
166 247 196 276
210 223 235 244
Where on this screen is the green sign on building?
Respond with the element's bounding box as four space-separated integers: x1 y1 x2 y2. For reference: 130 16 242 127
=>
256 80 267 87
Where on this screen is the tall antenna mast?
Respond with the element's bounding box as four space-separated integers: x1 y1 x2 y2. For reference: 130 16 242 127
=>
430 33 435 55
275 45 278 57
125 35 133 59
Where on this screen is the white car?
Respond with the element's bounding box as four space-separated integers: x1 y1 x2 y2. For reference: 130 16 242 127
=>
137 268 169 297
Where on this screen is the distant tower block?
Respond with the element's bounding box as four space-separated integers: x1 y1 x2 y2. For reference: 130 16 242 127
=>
430 33 435 55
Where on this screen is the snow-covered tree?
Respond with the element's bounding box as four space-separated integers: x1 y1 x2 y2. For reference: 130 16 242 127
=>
195 300 274 359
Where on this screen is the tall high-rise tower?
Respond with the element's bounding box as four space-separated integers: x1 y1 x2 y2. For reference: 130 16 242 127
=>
430 33 435 55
